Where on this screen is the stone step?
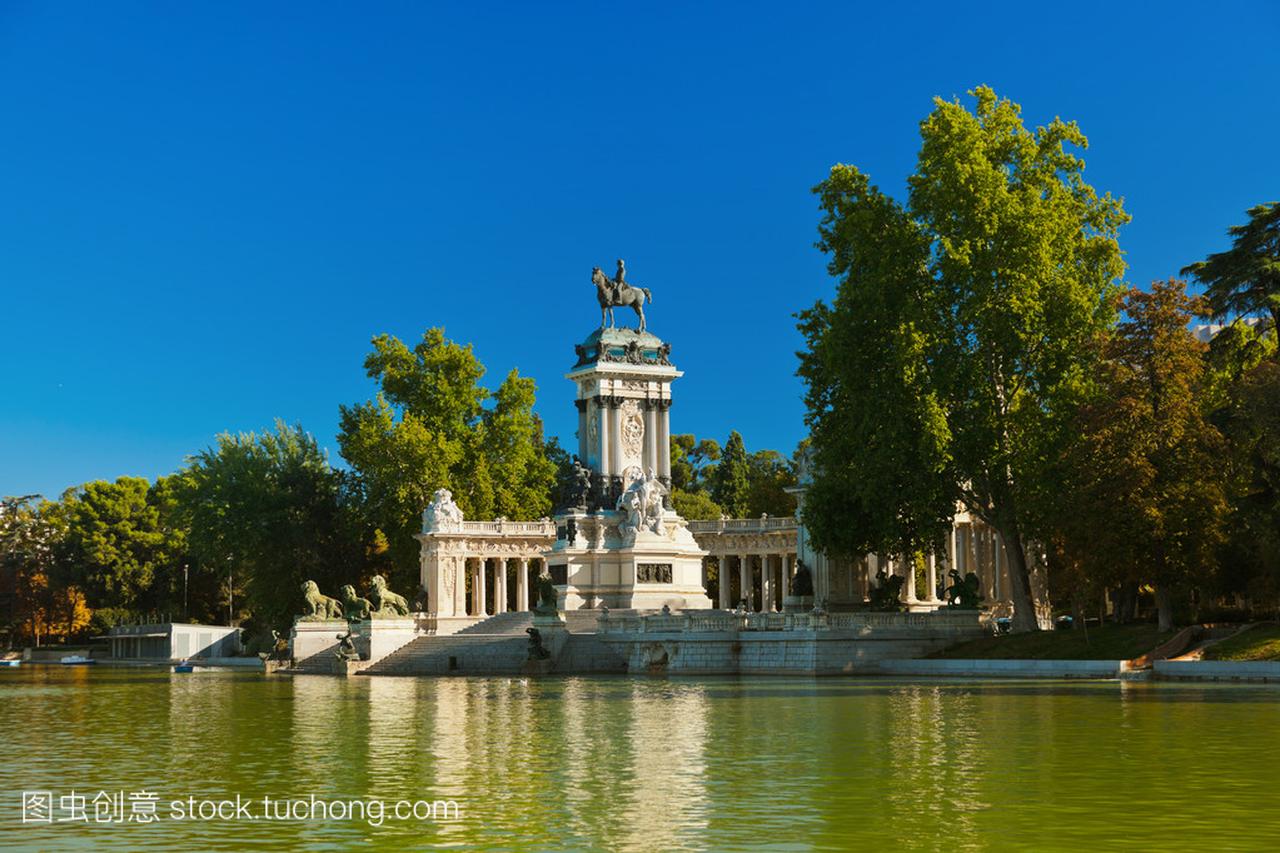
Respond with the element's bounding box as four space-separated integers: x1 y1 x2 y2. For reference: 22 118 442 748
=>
363 634 530 675
454 611 534 635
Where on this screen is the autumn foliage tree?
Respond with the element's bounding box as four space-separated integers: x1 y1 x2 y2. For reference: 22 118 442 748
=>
1053 281 1227 631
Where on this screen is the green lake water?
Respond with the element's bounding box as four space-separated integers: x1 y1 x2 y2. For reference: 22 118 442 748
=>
2 666 1278 851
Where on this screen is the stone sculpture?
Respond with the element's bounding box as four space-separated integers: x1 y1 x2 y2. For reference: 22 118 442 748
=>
791 560 814 597
566 456 592 508
366 574 410 616
270 630 290 662
945 570 984 609
340 584 373 621
411 585 429 614
534 572 558 615
300 580 344 620
869 569 905 612
592 264 652 333
616 468 667 539
422 488 464 533
526 627 551 661
334 630 359 661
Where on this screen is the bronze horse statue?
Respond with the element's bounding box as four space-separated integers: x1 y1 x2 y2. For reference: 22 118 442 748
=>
592 267 652 333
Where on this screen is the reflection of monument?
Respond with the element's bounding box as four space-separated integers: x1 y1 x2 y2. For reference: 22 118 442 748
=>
550 263 711 610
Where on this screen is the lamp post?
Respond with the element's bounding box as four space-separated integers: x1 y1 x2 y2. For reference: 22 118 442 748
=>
182 563 189 622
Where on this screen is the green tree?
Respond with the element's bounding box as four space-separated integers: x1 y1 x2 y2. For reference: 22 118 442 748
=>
800 86 1128 630
669 434 721 493
54 477 184 614
339 328 556 574
671 488 722 521
482 369 557 521
1182 201 1280 342
709 431 751 518
174 422 378 630
744 449 798 518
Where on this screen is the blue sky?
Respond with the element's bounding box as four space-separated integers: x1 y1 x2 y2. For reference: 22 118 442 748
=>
3 2 1277 499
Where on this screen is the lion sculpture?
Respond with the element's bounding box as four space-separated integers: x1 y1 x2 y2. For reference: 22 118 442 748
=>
340 584 373 621
366 574 410 617
300 580 343 620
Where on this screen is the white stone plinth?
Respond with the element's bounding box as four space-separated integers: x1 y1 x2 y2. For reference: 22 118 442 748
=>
290 619 348 663
352 618 420 664
549 510 711 611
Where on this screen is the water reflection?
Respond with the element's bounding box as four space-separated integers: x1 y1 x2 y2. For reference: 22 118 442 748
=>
4 669 1280 851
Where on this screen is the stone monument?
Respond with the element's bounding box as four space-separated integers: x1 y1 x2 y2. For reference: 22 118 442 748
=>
547 261 711 610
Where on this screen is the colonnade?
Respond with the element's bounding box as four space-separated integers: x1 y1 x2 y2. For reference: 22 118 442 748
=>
462 556 549 617
706 552 799 613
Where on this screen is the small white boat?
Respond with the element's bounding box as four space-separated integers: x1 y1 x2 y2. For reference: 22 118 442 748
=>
59 655 95 665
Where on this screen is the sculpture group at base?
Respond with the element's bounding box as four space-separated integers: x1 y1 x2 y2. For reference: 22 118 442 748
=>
298 573 414 623
944 570 984 609
616 468 668 539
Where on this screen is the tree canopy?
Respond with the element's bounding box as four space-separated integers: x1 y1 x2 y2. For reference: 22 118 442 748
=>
1182 201 1280 336
800 86 1129 630
338 328 556 574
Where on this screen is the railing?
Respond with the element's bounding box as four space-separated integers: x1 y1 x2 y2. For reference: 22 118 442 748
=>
457 519 556 536
687 516 800 534
597 607 982 635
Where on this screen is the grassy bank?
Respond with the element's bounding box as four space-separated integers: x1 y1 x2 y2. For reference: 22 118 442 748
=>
1203 623 1280 661
931 624 1175 661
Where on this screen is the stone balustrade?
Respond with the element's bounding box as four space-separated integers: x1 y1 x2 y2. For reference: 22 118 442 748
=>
596 608 982 636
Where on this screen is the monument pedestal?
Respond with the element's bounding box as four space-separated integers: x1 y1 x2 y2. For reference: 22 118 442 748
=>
549 509 711 611
290 619 348 663
351 617 419 663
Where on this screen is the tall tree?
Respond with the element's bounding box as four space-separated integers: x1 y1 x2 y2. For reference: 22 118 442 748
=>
1054 282 1228 631
174 422 377 630
710 431 751 518
1182 201 1280 342
797 168 953 562
669 434 721 493
800 86 1128 630
339 328 556 573
1 496 88 645
743 449 798 518
54 477 184 614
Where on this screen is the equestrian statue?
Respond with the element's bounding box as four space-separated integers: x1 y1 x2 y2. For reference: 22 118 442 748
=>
592 258 653 333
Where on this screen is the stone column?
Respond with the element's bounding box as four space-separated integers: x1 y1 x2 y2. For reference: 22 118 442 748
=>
644 401 658 474
948 527 958 585
994 533 1004 602
477 558 488 617
494 557 506 615
607 397 621 479
739 553 751 610
576 399 588 462
658 400 672 481
904 553 917 603
761 555 772 613
719 555 731 609
927 553 938 604
968 525 978 586
516 557 528 612
597 398 610 482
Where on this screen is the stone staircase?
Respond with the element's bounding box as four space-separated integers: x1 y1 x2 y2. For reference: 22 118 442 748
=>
454 611 534 635
358 608 628 675
362 634 529 675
